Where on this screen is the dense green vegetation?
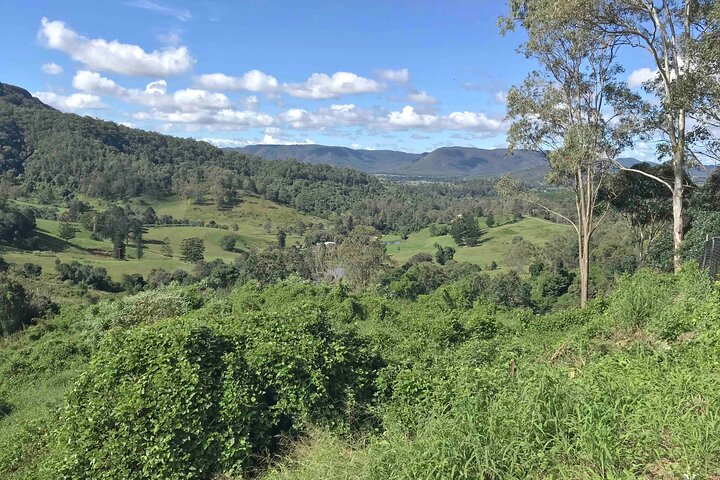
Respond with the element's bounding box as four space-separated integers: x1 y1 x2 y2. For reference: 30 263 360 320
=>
0 265 719 479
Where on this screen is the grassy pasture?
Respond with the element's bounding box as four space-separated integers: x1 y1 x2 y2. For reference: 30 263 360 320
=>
383 216 570 269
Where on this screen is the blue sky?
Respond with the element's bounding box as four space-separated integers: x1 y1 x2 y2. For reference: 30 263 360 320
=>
0 0 656 155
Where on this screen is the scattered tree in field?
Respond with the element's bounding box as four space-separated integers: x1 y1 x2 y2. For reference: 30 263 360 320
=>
450 214 482 247
58 220 77 243
180 237 205 263
160 237 173 258
485 212 495 228
434 243 456 265
277 230 287 249
219 234 238 252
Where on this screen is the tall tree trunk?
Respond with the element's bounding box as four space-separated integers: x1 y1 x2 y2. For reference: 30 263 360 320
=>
578 223 591 308
672 156 684 272
672 109 686 273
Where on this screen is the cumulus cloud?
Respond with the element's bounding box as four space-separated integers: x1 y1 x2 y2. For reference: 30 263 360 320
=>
145 79 167 94
407 89 437 105
38 17 195 76
284 72 384 99
195 70 279 92
73 70 124 95
275 104 505 134
387 105 437 128
134 109 274 128
72 71 231 112
34 91 108 110
126 0 192 22
201 129 315 147
277 103 376 129
375 68 409 83
41 62 63 75
197 70 385 99
628 67 656 88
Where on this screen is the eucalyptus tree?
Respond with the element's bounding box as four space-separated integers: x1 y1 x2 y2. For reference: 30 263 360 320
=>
500 0 642 306
583 0 720 271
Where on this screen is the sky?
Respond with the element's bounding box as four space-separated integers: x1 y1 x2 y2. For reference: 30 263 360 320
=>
0 0 657 156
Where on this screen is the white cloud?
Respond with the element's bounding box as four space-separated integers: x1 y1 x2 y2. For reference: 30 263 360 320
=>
34 91 108 110
284 72 384 99
407 89 437 104
73 70 124 95
387 106 438 128
41 62 63 75
126 0 192 22
277 103 376 129
135 109 274 128
195 70 279 92
628 67 656 88
201 129 315 147
493 91 508 104
72 71 231 112
38 17 195 76
446 111 503 130
243 95 259 111
145 79 167 95
375 68 409 83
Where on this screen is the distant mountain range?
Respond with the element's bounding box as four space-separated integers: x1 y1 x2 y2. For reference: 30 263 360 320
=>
232 145 551 180
232 144 716 182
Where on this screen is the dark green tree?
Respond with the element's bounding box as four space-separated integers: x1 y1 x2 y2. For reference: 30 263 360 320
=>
0 278 31 336
485 212 495 228
219 234 238 252
160 237 173 258
181 237 205 263
58 220 77 243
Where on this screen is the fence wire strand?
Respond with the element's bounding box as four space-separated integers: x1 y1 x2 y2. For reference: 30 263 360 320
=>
701 237 720 281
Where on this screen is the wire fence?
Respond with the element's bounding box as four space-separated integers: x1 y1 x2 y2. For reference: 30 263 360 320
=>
701 237 720 281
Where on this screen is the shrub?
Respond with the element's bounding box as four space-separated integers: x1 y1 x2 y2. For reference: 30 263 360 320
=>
54 300 381 479
0 278 32 336
0 398 12 419
219 234 239 252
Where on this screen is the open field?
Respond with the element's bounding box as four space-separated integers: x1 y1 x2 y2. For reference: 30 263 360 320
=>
382 216 570 269
1 196 320 281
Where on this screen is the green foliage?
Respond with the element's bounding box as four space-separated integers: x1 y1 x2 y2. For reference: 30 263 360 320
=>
0 203 36 247
55 261 115 291
219 233 239 252
433 242 455 265
53 290 380 479
180 237 205 263
0 278 32 336
57 220 76 243
450 213 482 247
2 265 720 479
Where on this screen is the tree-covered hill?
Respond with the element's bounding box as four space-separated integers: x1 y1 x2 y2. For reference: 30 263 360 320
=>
0 83 506 233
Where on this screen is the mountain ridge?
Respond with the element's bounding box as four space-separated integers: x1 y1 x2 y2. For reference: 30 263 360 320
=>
232 144 550 180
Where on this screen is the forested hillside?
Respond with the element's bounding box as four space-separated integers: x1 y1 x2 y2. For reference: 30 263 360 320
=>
0 83 515 234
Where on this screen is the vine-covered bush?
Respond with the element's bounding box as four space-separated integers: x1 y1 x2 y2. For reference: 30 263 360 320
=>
53 295 381 479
